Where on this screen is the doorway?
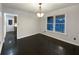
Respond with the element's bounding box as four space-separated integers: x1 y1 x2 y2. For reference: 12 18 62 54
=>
1 13 18 55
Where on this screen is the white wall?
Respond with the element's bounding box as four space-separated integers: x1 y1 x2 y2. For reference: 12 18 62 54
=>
0 3 3 54
2 4 79 46
2 7 41 39
6 15 14 32
41 4 79 46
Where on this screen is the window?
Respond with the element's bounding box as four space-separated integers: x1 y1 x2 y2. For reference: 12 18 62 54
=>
47 16 53 31
47 15 65 33
8 20 12 25
55 15 65 33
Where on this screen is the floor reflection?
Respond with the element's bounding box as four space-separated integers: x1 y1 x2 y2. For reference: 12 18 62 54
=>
1 31 17 55
1 33 79 55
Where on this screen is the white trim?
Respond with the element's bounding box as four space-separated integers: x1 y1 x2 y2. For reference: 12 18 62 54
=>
41 33 79 46
0 40 4 54
4 13 18 16
3 13 18 43
53 16 55 32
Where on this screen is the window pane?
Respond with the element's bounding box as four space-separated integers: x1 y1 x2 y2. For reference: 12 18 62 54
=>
8 20 12 25
47 16 53 23
55 24 64 33
56 15 65 23
47 24 53 31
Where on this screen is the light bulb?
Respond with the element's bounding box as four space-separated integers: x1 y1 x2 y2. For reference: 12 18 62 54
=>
37 12 44 17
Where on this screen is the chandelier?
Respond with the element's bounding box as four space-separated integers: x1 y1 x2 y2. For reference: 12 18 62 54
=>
36 3 44 18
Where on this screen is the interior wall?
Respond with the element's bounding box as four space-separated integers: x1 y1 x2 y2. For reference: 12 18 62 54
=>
0 3 3 54
41 4 79 46
2 6 41 39
2 4 79 46
6 15 14 32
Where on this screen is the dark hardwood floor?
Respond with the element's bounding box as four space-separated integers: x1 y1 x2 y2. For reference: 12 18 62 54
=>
1 33 79 55
1 32 17 55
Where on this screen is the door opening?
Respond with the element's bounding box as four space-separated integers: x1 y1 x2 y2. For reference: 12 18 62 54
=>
1 13 18 55
4 13 18 41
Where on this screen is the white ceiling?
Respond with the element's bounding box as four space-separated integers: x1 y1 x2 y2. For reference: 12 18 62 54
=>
2 3 78 13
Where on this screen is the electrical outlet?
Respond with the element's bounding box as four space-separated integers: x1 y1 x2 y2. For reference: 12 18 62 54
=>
74 37 76 40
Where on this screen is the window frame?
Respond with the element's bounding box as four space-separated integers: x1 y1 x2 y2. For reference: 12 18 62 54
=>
46 14 66 35
47 16 54 31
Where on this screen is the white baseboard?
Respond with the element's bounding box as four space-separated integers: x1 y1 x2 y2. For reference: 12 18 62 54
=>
41 33 79 46
0 41 4 54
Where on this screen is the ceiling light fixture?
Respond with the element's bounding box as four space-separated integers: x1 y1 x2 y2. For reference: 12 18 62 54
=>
36 3 44 18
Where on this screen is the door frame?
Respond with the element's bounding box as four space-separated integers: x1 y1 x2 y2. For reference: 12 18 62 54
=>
3 13 18 43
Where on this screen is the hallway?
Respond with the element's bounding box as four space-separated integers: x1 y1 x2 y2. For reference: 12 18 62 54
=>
1 32 17 55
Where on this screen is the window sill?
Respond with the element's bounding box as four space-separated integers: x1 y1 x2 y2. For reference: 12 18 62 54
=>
46 30 67 35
